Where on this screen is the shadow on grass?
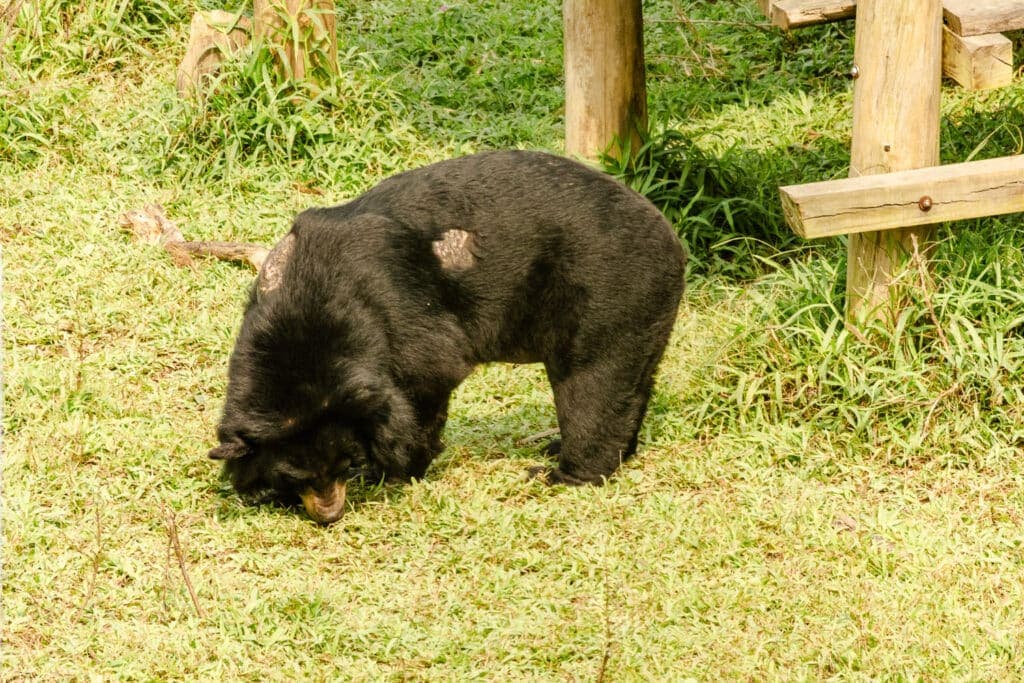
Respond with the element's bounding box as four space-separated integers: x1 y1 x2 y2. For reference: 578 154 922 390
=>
602 127 850 280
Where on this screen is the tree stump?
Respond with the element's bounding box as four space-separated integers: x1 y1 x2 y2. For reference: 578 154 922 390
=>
176 10 252 98
253 0 339 87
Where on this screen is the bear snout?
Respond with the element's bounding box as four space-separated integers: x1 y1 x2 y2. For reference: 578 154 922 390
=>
300 481 347 525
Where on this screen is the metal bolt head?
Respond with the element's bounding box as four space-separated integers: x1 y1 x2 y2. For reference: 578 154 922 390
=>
918 196 933 212
850 65 860 79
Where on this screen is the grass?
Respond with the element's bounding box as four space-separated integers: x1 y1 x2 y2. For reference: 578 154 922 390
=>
5 0 1024 679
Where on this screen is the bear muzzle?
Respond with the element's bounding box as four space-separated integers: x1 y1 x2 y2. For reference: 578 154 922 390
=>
300 481 347 525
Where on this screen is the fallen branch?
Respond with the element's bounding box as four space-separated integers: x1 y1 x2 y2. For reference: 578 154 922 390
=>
118 204 269 270
164 506 205 619
515 427 560 446
72 501 105 622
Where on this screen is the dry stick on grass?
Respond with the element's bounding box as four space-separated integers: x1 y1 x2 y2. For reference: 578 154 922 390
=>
515 426 561 446
72 502 105 622
119 204 269 271
910 233 952 356
595 572 613 683
164 506 205 619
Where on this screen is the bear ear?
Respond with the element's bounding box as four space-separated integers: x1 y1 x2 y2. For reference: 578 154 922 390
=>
257 232 296 301
339 366 391 415
208 440 250 461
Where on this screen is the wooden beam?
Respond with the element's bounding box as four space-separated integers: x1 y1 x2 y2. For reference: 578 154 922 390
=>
943 0 1024 36
761 1 1016 91
942 27 1013 90
762 0 855 30
782 155 1024 238
563 0 647 161
762 0 1024 40
844 0 942 321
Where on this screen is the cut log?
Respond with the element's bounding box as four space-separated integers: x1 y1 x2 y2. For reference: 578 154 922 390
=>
119 205 269 270
176 11 252 98
942 27 1013 90
563 0 647 161
253 0 338 86
781 154 1024 238
943 0 1024 36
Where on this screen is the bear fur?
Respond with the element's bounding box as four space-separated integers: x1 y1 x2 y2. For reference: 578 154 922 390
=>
209 150 686 523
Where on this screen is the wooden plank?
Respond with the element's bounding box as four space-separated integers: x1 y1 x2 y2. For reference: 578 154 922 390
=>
781 155 1024 239
762 1 1016 90
942 27 1013 90
762 0 1024 38
763 0 855 29
943 0 1024 36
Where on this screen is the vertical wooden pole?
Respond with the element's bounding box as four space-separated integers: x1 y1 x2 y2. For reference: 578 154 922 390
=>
845 0 942 321
563 0 647 161
253 0 338 86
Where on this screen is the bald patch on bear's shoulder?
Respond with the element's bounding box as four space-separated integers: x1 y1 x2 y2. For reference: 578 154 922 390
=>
432 229 476 270
258 232 296 299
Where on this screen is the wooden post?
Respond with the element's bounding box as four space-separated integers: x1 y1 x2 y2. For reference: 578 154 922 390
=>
563 0 647 161
253 0 338 86
845 0 942 321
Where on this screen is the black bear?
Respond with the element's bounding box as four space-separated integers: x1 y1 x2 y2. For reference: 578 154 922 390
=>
209 150 686 524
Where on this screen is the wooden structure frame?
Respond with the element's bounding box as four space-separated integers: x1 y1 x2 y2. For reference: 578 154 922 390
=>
766 0 1022 319
566 0 1020 320
781 155 1024 239
758 0 1016 90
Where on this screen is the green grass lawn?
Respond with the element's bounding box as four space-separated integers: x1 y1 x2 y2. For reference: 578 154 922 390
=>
5 1 1024 679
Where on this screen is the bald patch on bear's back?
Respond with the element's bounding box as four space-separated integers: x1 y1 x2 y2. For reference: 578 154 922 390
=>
432 229 476 271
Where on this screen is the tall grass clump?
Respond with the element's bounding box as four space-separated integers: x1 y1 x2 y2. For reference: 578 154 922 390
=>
665 220 1024 474
134 46 422 188
341 1 564 148
2 0 185 77
0 80 94 164
643 4 856 121
941 87 1024 162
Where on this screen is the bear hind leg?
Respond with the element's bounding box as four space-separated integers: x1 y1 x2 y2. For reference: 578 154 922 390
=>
541 357 658 485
